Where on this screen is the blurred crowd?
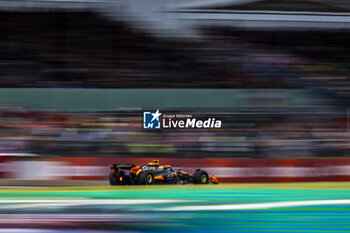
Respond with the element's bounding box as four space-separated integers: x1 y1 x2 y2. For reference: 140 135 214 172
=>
0 11 350 99
0 108 348 158
1 11 350 158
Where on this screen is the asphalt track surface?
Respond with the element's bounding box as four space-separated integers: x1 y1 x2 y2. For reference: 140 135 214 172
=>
0 182 350 233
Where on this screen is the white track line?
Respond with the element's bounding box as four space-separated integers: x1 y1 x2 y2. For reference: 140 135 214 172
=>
0 199 190 209
0 229 136 233
158 199 350 211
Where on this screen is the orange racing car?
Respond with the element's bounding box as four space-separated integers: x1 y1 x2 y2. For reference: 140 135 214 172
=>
109 160 219 185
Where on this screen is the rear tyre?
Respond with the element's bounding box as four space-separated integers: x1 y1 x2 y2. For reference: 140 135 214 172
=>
109 169 125 185
193 170 209 184
109 173 120 185
137 171 155 185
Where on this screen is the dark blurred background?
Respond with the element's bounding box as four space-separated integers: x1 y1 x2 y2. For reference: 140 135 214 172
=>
1 1 350 160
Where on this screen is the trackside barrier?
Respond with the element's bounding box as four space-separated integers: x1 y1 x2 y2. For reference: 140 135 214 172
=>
1 157 350 182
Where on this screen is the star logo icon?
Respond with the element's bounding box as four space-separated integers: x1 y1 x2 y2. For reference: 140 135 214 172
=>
151 109 162 122
143 110 162 129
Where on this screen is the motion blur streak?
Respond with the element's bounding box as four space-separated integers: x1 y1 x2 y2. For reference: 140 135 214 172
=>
0 230 132 233
158 199 350 211
0 199 191 209
0 184 350 232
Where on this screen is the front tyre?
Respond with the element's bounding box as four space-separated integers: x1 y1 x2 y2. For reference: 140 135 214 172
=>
193 170 209 184
137 171 155 185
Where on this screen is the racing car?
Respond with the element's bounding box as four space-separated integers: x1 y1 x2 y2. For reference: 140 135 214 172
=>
109 160 218 185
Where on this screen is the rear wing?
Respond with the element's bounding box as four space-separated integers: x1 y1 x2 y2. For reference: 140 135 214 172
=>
112 164 135 170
